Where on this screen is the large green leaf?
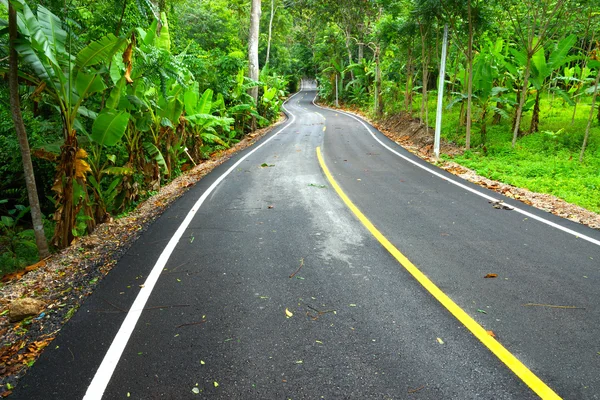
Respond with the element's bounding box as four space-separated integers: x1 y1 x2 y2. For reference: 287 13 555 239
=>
184 88 199 115
201 133 228 147
198 89 213 114
75 71 106 98
187 114 234 131
106 76 126 110
37 5 66 55
548 34 577 69
20 1 59 67
474 58 493 98
509 48 527 69
531 45 549 80
143 142 168 174
14 40 57 84
156 12 171 52
142 21 157 47
157 98 183 127
550 87 575 106
76 34 126 68
91 110 130 146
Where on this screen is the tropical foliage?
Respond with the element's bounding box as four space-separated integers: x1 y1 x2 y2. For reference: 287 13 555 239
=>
0 0 294 272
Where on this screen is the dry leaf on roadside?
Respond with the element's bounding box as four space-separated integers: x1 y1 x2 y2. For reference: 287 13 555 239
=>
484 274 498 278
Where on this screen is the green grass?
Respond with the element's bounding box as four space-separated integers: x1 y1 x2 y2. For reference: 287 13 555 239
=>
393 92 600 213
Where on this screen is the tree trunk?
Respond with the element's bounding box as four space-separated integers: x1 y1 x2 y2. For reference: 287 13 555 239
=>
358 43 364 63
529 90 541 133
580 70 600 162
512 55 532 147
344 30 355 81
493 101 503 124
465 0 474 150
405 47 413 112
116 0 128 36
248 0 261 104
419 24 429 126
480 107 488 146
248 0 261 129
374 48 381 116
265 0 274 66
8 4 50 258
52 127 78 248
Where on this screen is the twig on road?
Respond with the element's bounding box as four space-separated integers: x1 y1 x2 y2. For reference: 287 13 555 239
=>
289 257 305 278
408 385 425 394
176 319 207 328
305 304 336 320
97 301 190 313
522 303 584 309
145 304 190 310
102 298 126 313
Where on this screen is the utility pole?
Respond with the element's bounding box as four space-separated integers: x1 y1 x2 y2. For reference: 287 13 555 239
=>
434 24 449 159
335 74 339 107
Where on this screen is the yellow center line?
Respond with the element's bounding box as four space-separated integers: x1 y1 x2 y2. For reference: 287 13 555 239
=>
315 146 561 400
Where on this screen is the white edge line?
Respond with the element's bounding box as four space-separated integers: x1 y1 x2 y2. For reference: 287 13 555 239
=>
83 91 302 400
311 94 600 248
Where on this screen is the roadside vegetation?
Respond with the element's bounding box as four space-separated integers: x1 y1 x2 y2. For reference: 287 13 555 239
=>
0 0 298 275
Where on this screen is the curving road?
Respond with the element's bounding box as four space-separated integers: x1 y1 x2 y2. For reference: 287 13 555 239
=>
13 87 600 399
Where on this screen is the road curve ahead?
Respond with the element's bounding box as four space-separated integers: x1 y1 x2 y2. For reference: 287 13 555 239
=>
13 89 600 399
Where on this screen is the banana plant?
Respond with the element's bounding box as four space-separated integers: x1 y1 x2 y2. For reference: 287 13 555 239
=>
448 42 513 146
8 0 127 248
228 69 262 134
528 34 577 133
184 87 234 159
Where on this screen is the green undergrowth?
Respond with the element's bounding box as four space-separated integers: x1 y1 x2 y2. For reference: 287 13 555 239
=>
377 93 600 214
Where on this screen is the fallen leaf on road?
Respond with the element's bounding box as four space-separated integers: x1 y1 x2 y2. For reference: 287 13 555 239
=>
268 205 274 209
213 381 219 388
260 163 275 167
484 274 498 278
285 308 293 318
192 387 200 394
200 360 205 365
487 330 496 338
477 309 487 314
296 360 303 364
436 338 444 344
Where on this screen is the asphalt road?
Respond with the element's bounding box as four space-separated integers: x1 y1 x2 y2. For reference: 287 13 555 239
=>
13 88 600 399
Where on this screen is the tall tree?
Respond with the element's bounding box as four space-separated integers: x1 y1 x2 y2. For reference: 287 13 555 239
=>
7 1 50 258
248 0 261 108
265 0 275 66
503 0 568 147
